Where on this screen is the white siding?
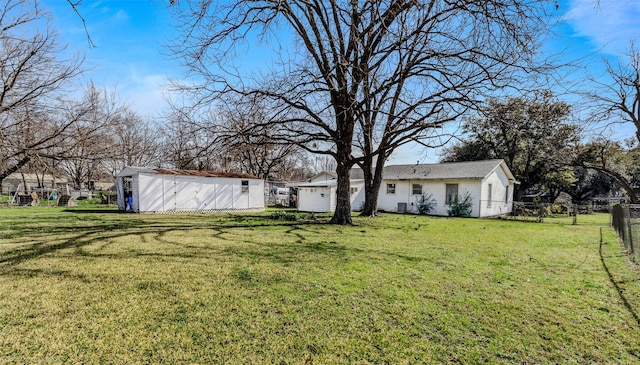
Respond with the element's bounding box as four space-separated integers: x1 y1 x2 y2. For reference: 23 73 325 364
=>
377 180 409 213
216 181 233 210
163 176 175 211
479 166 514 217
138 173 165 212
117 168 265 213
350 180 366 211
174 177 199 211
377 179 482 217
249 179 265 209
297 186 333 212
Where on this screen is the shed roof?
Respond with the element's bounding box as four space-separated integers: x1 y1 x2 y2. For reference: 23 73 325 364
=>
153 168 260 179
118 167 261 179
288 179 364 188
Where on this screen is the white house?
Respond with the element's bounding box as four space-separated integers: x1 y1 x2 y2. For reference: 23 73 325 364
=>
369 159 517 217
116 167 265 213
294 159 517 217
290 172 366 213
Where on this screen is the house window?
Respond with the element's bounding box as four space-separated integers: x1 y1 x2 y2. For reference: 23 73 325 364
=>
241 180 249 193
445 184 458 205
386 183 396 194
487 183 492 208
505 186 509 204
412 184 422 195
350 187 358 194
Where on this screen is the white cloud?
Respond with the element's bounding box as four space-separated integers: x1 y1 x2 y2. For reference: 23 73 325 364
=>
118 70 170 118
112 9 130 23
565 0 640 55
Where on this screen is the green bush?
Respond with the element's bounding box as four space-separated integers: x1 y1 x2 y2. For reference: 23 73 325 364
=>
550 204 568 214
415 192 437 215
448 192 473 217
270 210 298 221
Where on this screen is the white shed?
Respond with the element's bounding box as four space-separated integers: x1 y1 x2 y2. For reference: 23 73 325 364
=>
116 167 265 213
291 179 365 213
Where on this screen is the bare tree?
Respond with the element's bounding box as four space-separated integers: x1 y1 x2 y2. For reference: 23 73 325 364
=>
216 98 311 180
0 0 84 191
160 106 225 170
170 0 553 224
579 42 640 202
58 83 128 189
588 43 640 142
101 111 162 179
162 98 310 180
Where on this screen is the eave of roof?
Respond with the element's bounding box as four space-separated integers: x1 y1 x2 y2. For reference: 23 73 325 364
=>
153 168 260 179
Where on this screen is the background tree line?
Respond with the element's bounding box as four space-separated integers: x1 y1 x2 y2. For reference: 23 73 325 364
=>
0 0 314 192
4 0 640 224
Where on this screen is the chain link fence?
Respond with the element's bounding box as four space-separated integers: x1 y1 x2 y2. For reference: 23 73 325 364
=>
509 202 596 223
611 204 640 263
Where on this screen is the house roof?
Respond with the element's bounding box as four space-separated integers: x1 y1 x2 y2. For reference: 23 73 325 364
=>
308 171 337 181
351 159 516 182
288 179 364 188
118 167 261 179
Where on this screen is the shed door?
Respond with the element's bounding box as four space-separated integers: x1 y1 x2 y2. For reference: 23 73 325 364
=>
174 177 199 210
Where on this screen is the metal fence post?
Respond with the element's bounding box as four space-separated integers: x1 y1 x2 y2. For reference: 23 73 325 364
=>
627 205 635 256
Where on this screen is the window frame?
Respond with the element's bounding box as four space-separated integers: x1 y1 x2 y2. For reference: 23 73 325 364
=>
386 183 396 194
412 183 422 195
505 185 509 204
445 184 458 205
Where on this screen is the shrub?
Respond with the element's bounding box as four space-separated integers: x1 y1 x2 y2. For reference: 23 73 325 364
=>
448 192 473 217
270 210 298 221
550 203 568 215
415 192 437 215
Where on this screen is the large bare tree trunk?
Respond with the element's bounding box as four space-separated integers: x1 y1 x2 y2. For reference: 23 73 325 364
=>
360 158 385 217
330 161 353 225
330 137 354 225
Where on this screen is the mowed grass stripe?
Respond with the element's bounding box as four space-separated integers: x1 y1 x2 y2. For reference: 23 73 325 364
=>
0 208 638 363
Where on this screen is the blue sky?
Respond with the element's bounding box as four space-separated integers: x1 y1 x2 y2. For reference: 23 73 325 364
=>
41 0 640 164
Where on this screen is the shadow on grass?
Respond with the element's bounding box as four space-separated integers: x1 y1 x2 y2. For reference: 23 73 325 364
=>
0 212 338 272
0 209 439 284
599 229 640 327
63 208 123 214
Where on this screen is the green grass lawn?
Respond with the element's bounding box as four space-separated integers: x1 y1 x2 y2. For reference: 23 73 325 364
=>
0 206 639 363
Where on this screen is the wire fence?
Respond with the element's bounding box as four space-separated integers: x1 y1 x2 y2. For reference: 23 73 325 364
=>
611 204 640 263
508 202 601 223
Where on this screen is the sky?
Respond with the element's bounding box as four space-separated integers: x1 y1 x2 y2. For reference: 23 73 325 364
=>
40 0 640 165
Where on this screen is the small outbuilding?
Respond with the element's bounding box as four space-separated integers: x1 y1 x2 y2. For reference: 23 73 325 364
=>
116 167 265 213
288 172 365 213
